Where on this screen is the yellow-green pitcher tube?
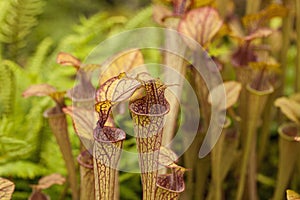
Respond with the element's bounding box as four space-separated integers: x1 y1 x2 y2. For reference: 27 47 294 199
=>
278 0 294 94
207 117 231 200
258 89 278 167
296 0 300 92
272 123 300 200
236 84 274 200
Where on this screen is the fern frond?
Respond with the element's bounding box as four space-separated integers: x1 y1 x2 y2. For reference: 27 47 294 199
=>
124 6 154 30
0 61 16 116
0 1 10 23
0 136 32 163
0 117 32 163
55 12 127 59
39 127 66 175
26 37 53 82
1 60 24 75
0 60 26 116
73 13 111 34
0 0 45 59
0 160 47 179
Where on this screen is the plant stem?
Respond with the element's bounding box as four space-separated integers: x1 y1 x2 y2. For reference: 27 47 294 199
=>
235 66 252 148
258 90 277 166
162 31 187 146
279 0 293 94
182 131 202 200
296 0 300 92
195 156 210 200
207 118 231 200
210 128 226 200
188 52 212 200
181 66 210 200
44 107 79 200
248 133 258 200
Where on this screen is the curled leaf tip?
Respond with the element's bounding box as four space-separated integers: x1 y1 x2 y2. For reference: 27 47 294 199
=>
22 84 57 98
56 52 81 69
35 173 66 190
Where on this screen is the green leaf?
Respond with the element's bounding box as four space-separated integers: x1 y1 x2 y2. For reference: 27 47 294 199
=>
0 0 45 57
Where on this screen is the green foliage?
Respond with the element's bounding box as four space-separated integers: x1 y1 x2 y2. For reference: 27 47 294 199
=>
0 0 44 59
0 61 16 115
119 173 142 200
26 37 54 83
123 6 154 30
0 161 46 179
57 12 127 58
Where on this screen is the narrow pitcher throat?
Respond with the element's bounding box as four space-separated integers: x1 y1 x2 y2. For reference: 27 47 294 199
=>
43 106 65 118
129 96 170 117
93 124 126 143
279 123 300 142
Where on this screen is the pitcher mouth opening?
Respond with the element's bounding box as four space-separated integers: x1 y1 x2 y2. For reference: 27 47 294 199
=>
43 107 65 118
129 98 170 117
94 126 126 143
156 174 185 193
279 123 300 142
